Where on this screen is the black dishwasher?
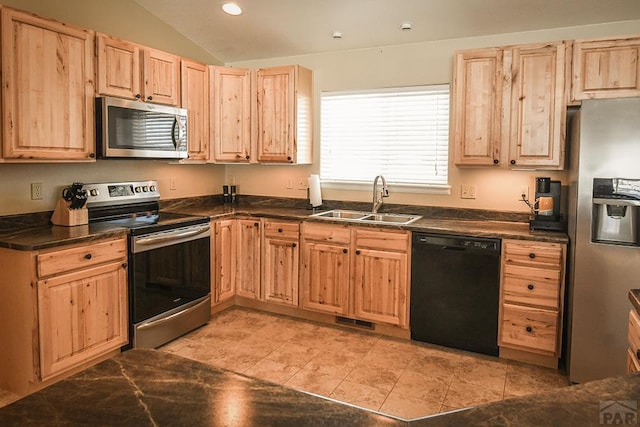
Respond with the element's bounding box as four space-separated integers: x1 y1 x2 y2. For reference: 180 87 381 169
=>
410 233 500 356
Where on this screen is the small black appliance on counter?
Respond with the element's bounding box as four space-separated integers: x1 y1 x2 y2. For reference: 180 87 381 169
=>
529 177 567 232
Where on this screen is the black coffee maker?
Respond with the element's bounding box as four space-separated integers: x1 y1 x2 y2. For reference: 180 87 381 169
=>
529 177 566 231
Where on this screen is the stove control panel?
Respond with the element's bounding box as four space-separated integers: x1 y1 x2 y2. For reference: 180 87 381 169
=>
83 180 160 207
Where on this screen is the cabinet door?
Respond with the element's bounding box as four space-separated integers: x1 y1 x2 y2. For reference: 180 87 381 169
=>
507 42 567 169
1 8 95 160
452 48 503 166
214 220 236 304
263 236 299 306
256 66 295 163
96 33 141 100
236 219 261 299
300 241 350 315
353 248 408 326
143 47 180 106
211 66 252 162
181 59 209 160
37 261 128 380
572 36 640 100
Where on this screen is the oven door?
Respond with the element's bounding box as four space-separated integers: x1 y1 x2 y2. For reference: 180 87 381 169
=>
129 223 211 348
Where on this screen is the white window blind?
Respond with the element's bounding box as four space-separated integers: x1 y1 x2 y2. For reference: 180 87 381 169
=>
320 85 449 188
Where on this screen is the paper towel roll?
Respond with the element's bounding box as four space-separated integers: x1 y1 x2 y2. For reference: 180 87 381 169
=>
308 174 323 207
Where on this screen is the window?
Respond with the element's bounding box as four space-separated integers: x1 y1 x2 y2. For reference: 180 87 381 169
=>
320 85 450 191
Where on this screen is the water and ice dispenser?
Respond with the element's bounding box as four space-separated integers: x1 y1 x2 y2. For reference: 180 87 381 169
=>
592 178 640 246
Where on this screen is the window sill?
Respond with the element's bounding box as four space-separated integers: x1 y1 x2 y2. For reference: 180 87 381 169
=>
320 180 451 195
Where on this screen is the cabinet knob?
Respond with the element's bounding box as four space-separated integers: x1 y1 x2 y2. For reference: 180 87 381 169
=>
343 248 348 254
493 159 499 165
84 253 92 260
88 153 96 159
526 326 533 333
135 94 141 99
529 253 536 259
121 263 128 269
246 155 250 160
356 250 361 255
287 156 292 162
292 243 297 248
527 284 535 290
510 160 516 165
278 228 283 233
254 222 259 227
147 96 153 101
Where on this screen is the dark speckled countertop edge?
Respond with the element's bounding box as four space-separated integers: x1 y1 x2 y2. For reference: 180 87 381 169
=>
0 199 568 251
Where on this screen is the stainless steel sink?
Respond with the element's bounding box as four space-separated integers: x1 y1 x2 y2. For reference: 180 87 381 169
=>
310 209 421 225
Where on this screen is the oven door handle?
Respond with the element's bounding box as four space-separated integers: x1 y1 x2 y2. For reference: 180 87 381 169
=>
135 225 210 246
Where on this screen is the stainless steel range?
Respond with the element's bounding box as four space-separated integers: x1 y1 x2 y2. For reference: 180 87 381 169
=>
83 180 211 349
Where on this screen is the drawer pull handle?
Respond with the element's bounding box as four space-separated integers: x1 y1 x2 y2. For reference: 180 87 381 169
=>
527 284 535 290
278 228 283 233
343 249 348 254
84 253 92 260
356 250 361 255
292 243 297 248
529 253 536 259
526 326 533 333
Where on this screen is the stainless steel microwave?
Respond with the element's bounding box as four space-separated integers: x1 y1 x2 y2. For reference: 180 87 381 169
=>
96 96 188 159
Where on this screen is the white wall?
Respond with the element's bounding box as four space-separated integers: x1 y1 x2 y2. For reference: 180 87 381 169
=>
228 20 640 213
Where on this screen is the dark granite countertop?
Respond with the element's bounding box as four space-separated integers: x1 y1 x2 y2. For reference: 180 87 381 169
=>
0 198 567 251
629 289 640 313
1 349 639 426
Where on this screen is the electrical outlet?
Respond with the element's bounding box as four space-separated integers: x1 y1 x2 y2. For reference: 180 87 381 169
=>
286 178 293 189
297 178 308 190
169 178 177 190
31 182 43 200
460 184 477 199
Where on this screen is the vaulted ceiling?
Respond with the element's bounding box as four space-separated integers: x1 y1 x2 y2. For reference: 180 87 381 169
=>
134 0 640 63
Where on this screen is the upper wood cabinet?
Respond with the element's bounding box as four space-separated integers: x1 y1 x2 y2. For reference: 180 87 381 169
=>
256 65 312 164
452 42 568 170
1 7 95 161
210 66 252 163
452 48 504 166
181 59 209 161
96 32 180 106
506 42 567 169
572 35 640 101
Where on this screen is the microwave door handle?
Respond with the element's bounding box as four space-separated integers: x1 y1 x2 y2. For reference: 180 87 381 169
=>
173 115 185 150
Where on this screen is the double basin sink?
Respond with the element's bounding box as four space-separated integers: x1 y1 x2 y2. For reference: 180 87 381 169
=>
310 209 422 225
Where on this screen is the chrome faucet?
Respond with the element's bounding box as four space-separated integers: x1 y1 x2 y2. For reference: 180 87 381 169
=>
372 175 389 213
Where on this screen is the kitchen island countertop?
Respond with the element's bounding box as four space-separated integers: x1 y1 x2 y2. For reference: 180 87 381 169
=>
0 348 639 426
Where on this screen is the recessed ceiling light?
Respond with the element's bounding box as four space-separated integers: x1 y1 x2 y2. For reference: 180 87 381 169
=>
400 22 412 31
222 2 242 16
331 31 343 39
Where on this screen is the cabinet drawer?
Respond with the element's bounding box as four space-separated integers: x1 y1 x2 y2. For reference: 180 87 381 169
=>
264 221 300 239
37 238 127 278
354 228 409 252
503 240 562 268
302 222 350 244
500 303 558 354
503 265 561 309
628 310 640 357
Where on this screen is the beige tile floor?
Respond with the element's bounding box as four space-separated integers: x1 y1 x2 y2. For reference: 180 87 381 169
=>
160 307 570 420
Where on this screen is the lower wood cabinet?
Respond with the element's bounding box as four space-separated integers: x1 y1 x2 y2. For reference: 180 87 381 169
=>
262 220 300 306
212 219 236 305
0 236 128 395
236 219 262 299
627 309 640 373
498 239 566 367
299 223 410 328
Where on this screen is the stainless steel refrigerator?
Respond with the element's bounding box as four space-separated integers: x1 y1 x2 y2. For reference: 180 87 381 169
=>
567 97 640 384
